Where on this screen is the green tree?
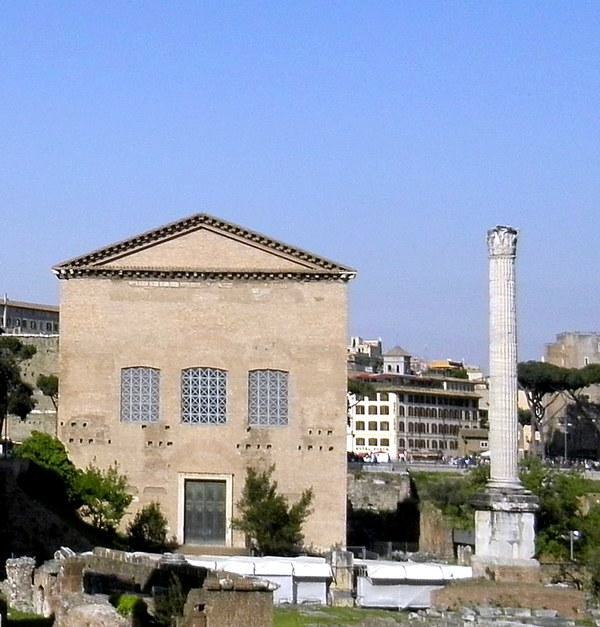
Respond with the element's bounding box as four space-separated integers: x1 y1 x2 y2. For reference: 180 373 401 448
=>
74 464 132 532
518 361 567 457
127 502 169 551
0 337 36 436
412 465 489 530
232 465 313 555
520 457 589 558
348 379 376 401
36 374 59 410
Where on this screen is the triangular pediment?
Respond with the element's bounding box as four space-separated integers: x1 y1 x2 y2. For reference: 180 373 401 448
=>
53 214 356 281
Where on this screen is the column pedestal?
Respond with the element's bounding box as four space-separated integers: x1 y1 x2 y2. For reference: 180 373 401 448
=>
472 488 539 582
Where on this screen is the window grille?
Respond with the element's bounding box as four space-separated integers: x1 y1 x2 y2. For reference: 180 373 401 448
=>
248 369 288 426
121 367 160 423
181 368 227 424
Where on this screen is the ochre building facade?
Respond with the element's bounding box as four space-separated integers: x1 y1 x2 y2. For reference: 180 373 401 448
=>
55 214 355 551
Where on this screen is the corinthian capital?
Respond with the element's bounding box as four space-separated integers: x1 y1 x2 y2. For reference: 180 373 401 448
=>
487 225 518 258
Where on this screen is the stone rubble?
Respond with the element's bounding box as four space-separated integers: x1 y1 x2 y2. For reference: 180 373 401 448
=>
401 607 581 627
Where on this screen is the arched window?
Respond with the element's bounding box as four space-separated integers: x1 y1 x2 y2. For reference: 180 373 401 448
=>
248 369 288 426
121 367 160 423
399 421 405 432
431 423 437 434
182 367 227 424
399 406 405 417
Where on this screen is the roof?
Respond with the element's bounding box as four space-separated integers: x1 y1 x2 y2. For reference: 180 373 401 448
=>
53 213 356 282
384 346 411 357
2 299 59 313
459 428 489 438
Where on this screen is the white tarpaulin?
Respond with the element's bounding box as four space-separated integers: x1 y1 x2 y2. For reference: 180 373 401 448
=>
184 554 331 605
355 560 472 609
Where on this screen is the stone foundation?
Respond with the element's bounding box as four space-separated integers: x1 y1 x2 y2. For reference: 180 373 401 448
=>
473 487 539 581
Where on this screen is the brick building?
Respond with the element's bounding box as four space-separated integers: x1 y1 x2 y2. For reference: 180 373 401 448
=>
54 214 355 551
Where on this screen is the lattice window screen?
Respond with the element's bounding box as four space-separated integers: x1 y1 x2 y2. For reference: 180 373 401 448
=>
120 367 160 423
181 368 227 424
248 370 288 426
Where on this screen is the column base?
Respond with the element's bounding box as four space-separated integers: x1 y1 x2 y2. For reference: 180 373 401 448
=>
472 486 539 580
471 555 540 583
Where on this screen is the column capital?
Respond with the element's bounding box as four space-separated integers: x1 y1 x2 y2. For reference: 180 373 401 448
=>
487 226 518 258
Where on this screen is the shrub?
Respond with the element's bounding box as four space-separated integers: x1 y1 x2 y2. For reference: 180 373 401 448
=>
128 502 169 551
15 432 80 507
154 573 186 626
73 464 132 532
115 594 148 619
232 465 313 555
16 432 77 487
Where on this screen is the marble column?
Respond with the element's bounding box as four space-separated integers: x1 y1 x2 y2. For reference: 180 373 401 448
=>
487 226 521 490
471 225 539 582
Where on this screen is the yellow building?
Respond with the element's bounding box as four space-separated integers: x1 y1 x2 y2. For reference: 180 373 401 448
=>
54 214 355 552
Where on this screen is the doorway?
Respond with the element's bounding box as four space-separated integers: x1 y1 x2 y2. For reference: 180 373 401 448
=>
184 479 227 545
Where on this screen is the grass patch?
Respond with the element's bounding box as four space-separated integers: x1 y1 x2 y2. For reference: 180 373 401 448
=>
6 608 54 625
274 606 406 626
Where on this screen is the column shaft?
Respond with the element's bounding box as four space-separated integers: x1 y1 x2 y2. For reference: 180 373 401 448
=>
487 227 521 489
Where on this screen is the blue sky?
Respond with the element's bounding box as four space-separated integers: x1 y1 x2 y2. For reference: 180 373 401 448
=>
2 2 599 368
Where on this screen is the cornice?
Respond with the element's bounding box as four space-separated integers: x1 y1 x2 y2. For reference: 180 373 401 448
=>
53 266 356 282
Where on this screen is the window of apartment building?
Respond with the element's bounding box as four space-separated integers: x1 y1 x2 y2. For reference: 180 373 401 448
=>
368 438 377 446
431 424 437 434
368 406 377 415
399 438 405 447
380 421 389 431
30 321 37 330
182 367 227 424
355 405 365 414
398 406 405 416
431 440 438 449
121 367 160 423
380 438 390 446
21 320 27 329
248 369 288 426
368 421 377 430
379 392 389 401
46 322 52 331
355 421 365 431
398 421 405 432
356 437 365 445
379 405 389 415
408 439 414 447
